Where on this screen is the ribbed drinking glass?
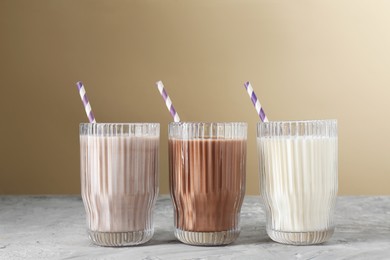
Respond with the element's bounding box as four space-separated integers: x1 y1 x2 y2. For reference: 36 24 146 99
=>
169 122 247 245
257 120 338 245
80 123 159 246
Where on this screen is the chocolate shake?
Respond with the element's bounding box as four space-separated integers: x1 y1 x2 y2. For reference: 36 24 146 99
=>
168 122 247 245
80 123 159 246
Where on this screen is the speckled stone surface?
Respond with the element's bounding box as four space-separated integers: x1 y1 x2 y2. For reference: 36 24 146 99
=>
0 196 389 259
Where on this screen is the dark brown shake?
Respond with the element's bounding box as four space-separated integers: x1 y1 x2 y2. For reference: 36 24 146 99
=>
169 133 246 245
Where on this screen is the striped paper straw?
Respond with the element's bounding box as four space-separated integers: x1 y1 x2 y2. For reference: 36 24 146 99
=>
155 81 181 122
76 81 96 123
244 81 269 122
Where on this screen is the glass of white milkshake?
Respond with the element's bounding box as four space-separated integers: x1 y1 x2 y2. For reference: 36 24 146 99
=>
257 120 338 245
79 123 159 246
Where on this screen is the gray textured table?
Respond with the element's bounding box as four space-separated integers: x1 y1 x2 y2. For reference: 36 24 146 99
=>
0 196 389 260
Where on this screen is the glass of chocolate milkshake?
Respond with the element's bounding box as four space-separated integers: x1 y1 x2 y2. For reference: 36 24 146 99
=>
79 123 159 246
169 122 247 245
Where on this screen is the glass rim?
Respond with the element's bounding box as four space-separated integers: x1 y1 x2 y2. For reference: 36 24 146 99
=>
257 119 337 125
169 122 247 126
79 122 160 127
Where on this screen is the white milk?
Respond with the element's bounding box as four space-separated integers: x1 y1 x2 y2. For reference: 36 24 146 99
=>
258 136 338 232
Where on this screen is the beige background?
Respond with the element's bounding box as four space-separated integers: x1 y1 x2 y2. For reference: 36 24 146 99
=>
1 0 389 195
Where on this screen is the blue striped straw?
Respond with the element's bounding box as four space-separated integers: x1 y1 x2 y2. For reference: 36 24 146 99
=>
244 81 268 122
155 81 181 122
76 81 96 123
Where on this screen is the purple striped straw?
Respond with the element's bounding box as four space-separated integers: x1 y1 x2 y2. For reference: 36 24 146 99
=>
155 81 181 122
76 81 96 123
244 81 269 122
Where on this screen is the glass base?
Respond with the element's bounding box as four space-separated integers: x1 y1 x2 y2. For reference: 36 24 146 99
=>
267 228 334 245
174 228 240 246
88 229 153 247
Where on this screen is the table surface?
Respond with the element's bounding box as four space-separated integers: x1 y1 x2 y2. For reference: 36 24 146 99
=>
0 196 389 260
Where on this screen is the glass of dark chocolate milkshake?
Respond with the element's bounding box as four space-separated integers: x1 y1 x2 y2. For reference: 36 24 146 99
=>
168 122 247 245
79 123 159 246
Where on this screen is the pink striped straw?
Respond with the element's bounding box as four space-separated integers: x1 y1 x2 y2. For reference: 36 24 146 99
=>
155 81 181 122
76 81 96 123
244 81 269 122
